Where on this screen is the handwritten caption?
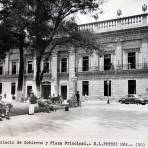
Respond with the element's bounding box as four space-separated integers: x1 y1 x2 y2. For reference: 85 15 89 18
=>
0 139 147 147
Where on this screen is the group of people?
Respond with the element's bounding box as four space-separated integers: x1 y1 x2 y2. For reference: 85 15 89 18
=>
0 90 81 118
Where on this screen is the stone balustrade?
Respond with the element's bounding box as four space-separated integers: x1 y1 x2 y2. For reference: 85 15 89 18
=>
78 13 148 33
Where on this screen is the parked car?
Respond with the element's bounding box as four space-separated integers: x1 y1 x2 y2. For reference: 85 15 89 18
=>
119 94 146 105
141 96 148 104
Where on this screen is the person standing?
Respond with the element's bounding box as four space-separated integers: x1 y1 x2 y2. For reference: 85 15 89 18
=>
76 91 80 106
29 92 37 115
0 96 5 120
0 96 12 120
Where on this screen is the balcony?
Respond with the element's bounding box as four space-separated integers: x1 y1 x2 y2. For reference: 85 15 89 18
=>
79 13 148 33
76 63 148 76
0 71 19 78
57 68 69 78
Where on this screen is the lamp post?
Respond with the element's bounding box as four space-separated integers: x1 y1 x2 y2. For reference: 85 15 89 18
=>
107 80 110 104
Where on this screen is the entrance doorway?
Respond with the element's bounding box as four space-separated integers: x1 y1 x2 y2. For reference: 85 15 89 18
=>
128 80 136 94
104 80 111 96
41 82 51 99
82 81 89 96
27 86 32 97
61 85 67 100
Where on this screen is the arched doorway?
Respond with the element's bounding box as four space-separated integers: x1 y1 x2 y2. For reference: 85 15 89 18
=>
41 81 51 99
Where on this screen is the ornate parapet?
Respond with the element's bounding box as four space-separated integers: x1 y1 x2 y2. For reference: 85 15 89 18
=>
79 13 148 33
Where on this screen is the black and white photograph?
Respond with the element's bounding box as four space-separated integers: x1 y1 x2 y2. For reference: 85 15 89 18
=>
0 0 148 147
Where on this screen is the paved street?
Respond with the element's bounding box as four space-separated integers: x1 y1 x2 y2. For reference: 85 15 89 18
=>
0 100 148 140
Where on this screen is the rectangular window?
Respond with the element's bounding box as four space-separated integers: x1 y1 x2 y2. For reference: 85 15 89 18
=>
0 65 3 75
128 80 136 94
28 61 33 73
104 54 111 70
12 62 16 74
82 81 89 96
104 80 111 96
128 52 136 69
43 61 49 73
61 58 67 72
83 56 89 71
0 83 2 94
11 82 16 95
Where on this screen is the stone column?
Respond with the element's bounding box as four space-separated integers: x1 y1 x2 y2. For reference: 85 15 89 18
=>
32 56 38 96
33 56 36 81
4 52 9 75
51 52 58 96
117 18 122 29
123 51 128 70
142 13 148 25
115 41 122 69
91 50 99 71
68 48 76 99
141 39 148 68
99 56 104 71
141 39 148 62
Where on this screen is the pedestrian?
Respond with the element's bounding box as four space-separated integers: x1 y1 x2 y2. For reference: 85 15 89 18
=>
76 91 80 106
29 92 37 115
0 96 5 120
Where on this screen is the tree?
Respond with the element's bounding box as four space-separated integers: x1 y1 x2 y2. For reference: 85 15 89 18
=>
26 0 104 96
0 0 30 101
0 0 104 98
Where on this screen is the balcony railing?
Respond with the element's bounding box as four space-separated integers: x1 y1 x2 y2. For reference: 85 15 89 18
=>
79 13 148 33
76 63 148 73
0 70 51 76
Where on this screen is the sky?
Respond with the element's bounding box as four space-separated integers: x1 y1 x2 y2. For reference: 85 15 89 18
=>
76 0 148 24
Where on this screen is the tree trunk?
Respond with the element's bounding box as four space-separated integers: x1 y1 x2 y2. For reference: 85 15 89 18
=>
17 34 25 102
35 56 42 98
17 46 24 102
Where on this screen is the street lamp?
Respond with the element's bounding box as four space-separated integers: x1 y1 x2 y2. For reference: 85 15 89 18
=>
107 80 110 104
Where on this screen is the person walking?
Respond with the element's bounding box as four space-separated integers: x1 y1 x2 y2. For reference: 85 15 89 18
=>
76 91 80 106
29 92 37 115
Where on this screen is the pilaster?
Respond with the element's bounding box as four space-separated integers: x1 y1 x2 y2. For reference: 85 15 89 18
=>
68 48 77 98
51 52 58 96
115 41 122 69
99 56 104 71
141 39 148 64
4 52 9 75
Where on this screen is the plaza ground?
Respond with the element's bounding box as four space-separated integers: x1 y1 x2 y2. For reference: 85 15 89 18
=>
0 100 148 140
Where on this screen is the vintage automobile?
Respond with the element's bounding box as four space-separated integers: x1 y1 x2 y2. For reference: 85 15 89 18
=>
118 94 146 105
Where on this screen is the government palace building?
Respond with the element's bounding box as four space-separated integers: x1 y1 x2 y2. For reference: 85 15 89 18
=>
0 12 148 101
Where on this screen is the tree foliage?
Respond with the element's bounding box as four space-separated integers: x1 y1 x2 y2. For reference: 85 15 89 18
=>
0 0 104 96
26 0 104 88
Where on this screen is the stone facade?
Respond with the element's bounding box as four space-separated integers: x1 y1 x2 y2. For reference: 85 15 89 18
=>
0 13 148 101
